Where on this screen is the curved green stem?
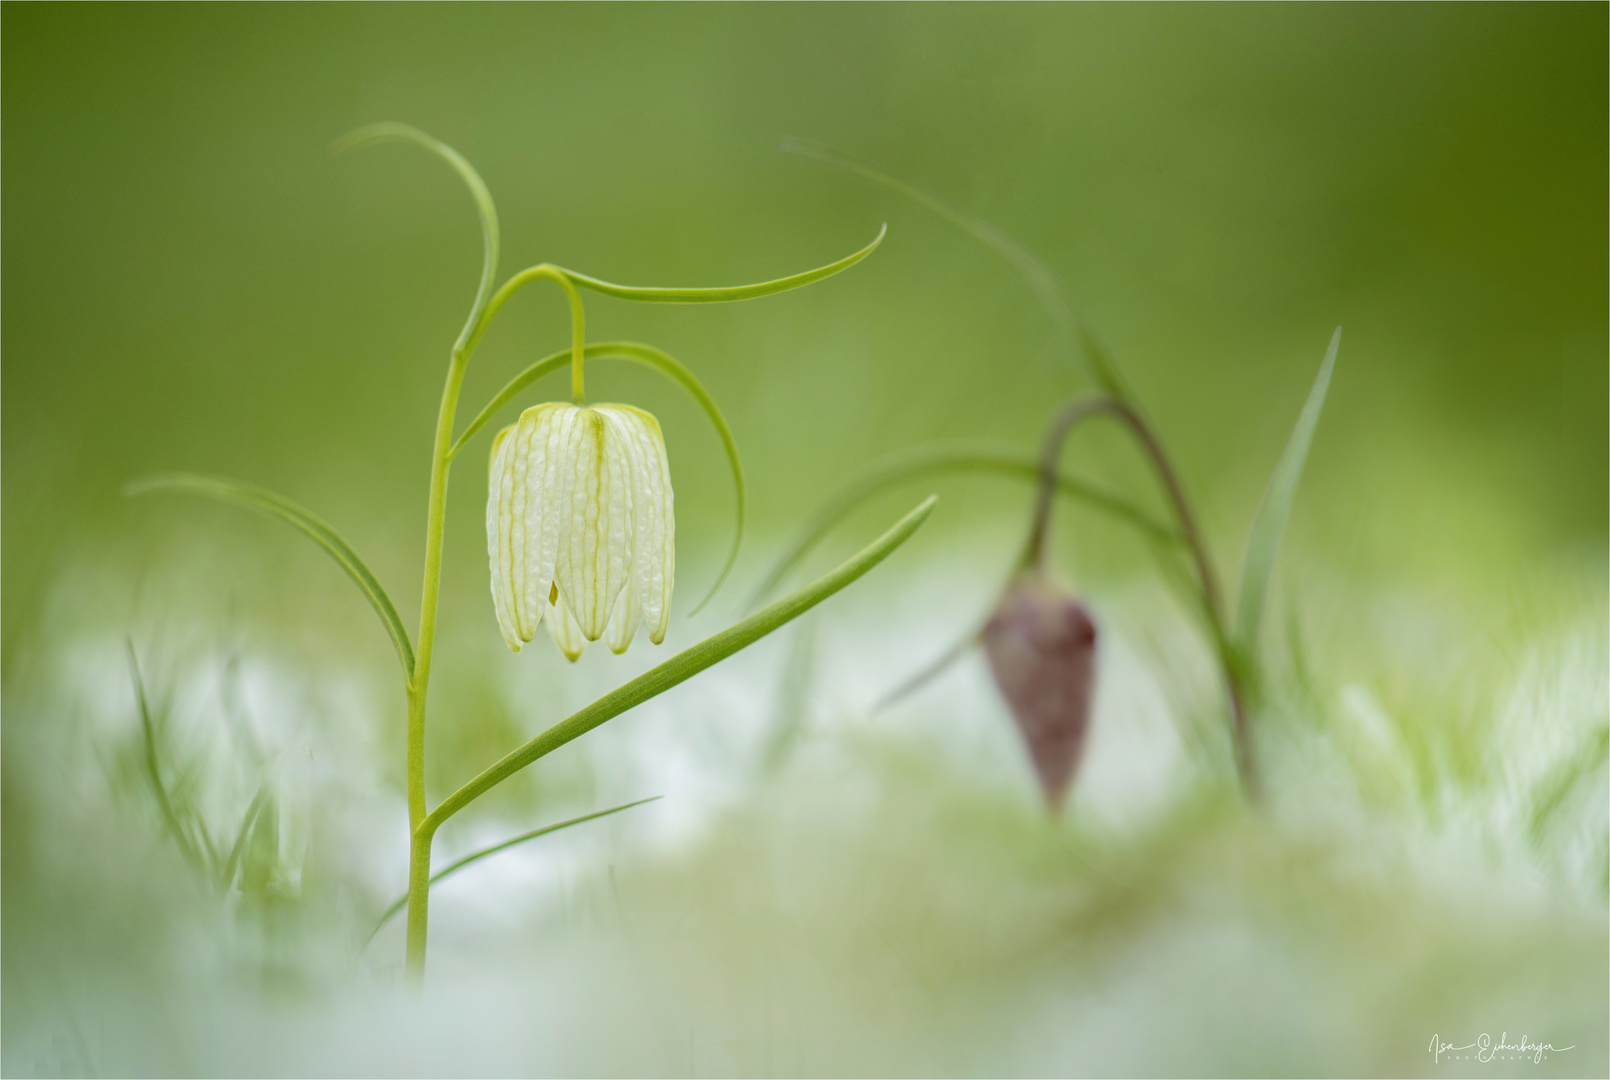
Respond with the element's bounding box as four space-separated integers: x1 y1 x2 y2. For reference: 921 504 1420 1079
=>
339 123 506 986
1026 395 1256 797
467 265 589 404
420 496 936 840
747 441 1178 612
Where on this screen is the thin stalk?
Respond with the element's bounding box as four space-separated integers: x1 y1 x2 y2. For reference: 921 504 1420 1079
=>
404 346 471 984
402 269 590 984
1025 395 1258 797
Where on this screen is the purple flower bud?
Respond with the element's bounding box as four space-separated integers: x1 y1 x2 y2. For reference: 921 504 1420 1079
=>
980 573 1098 810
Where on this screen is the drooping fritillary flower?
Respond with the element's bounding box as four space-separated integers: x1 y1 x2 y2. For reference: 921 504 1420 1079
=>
980 571 1098 809
487 402 674 660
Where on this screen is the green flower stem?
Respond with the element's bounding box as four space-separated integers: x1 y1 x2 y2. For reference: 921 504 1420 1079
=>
404 346 470 983
472 265 589 403
418 496 936 842
1025 395 1257 798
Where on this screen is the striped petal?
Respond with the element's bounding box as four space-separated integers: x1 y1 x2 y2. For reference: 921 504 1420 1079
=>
516 404 567 639
487 400 675 659
603 578 641 655
554 407 632 640
544 579 589 662
487 424 523 650
611 406 675 644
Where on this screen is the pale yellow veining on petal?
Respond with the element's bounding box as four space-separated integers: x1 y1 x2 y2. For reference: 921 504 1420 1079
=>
487 401 675 659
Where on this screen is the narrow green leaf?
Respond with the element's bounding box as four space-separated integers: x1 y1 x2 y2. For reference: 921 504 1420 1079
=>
780 140 1126 395
125 473 417 680
449 341 745 614
1234 327 1340 656
746 441 1179 611
367 796 661 944
557 224 884 303
423 495 938 835
334 123 500 350
127 640 204 872
221 782 272 891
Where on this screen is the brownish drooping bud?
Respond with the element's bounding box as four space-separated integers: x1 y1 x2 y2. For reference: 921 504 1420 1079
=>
980 572 1098 811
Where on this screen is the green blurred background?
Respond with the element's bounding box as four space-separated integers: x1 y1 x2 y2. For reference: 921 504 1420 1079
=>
4 3 1605 626
3 5 1605 1075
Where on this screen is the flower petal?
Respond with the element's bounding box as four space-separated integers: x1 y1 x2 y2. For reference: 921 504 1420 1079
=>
516 404 568 639
613 405 675 644
544 578 589 661
487 423 523 651
554 407 633 640
603 578 641 655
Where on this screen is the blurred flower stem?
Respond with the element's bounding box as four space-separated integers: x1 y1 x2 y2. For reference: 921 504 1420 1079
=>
1021 395 1258 798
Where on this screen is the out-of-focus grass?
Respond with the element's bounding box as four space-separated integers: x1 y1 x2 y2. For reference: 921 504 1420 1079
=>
1 534 1603 1076
3 4 1605 1076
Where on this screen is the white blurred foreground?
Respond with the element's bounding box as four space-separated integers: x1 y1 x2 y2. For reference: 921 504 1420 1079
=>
3 538 1604 1077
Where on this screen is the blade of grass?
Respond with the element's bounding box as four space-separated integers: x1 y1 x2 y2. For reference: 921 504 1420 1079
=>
125 473 416 681
780 140 1125 395
127 640 204 872
422 495 938 836
1234 327 1340 657
221 781 273 891
366 796 662 944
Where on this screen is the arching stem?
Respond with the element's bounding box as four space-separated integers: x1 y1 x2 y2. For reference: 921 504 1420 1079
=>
1024 395 1258 798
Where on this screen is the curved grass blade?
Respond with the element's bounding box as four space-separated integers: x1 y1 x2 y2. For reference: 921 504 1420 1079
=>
875 627 979 711
125 473 417 680
780 140 1125 395
366 796 661 945
221 781 273 891
1233 327 1340 658
423 495 938 835
334 122 500 351
128 640 204 872
450 341 745 614
746 441 1178 611
558 224 884 303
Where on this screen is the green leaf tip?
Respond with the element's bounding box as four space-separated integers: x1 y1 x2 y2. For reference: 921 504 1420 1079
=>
125 472 417 681
558 223 885 304
366 796 662 945
421 494 937 836
332 122 500 345
1234 326 1340 658
779 139 1127 395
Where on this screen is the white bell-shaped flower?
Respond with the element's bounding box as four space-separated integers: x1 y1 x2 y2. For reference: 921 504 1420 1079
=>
487 402 674 660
